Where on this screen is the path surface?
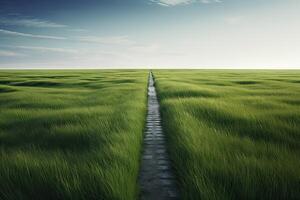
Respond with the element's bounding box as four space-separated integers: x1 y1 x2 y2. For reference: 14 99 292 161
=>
139 72 179 200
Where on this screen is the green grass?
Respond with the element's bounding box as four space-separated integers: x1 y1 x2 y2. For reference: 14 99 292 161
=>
1 69 300 200
0 70 148 200
154 70 300 200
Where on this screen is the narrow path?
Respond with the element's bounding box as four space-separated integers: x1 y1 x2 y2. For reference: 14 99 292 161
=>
139 71 179 200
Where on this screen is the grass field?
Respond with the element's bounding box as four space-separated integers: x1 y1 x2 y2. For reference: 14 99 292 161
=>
154 70 300 200
0 70 148 200
1 70 299 200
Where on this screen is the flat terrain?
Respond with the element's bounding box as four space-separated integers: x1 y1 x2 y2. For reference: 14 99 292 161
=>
0 70 148 200
0 70 299 200
154 70 300 200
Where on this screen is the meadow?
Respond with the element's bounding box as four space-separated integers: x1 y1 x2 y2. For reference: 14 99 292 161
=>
0 69 299 200
154 70 300 200
0 70 148 200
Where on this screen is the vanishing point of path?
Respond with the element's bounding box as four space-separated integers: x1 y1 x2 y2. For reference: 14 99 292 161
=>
139 71 179 200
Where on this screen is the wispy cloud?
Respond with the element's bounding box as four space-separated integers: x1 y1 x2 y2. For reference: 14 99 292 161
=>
76 36 134 45
0 17 67 28
68 28 88 32
14 46 78 54
0 50 23 57
0 29 67 40
150 0 222 6
0 28 134 45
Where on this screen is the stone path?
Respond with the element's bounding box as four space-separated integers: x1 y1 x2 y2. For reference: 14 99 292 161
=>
139 71 179 200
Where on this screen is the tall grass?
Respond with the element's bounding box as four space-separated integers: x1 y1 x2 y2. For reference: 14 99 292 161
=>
0 70 148 200
154 70 300 200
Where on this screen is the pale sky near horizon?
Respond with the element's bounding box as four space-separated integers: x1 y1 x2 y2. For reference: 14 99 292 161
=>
0 0 299 69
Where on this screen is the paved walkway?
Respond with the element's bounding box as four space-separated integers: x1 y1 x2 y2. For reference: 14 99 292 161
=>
139 72 179 200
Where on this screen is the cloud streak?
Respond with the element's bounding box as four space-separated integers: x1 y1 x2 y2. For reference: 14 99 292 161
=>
76 36 134 45
14 46 78 53
0 17 67 28
0 50 23 57
0 28 133 45
0 29 67 40
150 0 222 6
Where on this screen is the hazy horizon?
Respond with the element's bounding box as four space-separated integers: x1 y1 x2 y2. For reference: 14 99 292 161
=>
1 0 300 69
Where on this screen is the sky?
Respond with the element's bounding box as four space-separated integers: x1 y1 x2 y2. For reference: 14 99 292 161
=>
0 0 299 69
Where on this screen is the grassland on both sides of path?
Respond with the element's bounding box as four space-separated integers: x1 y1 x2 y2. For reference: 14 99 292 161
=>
0 69 299 200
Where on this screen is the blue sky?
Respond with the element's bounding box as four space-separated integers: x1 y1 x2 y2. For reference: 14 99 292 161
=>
0 0 299 68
